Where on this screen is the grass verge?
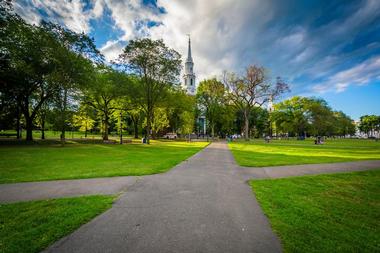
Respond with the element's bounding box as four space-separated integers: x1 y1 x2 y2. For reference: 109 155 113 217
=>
250 170 380 252
0 195 115 253
229 139 380 167
0 140 208 184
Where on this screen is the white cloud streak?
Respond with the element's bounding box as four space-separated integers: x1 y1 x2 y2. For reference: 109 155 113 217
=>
313 55 380 93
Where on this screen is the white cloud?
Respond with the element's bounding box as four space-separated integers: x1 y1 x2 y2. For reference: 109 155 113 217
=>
100 39 124 62
13 0 380 95
15 0 95 33
313 55 380 93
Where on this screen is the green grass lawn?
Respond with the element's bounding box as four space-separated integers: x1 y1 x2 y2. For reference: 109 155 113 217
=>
250 170 380 253
0 141 208 184
229 139 380 167
0 195 115 253
0 130 105 139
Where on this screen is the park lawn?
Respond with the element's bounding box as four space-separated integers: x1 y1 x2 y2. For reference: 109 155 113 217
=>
0 195 115 253
229 139 380 167
250 170 380 253
0 141 208 184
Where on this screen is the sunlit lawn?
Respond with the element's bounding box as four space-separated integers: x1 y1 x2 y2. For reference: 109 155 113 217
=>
229 139 380 167
0 195 115 253
250 170 380 252
0 140 208 184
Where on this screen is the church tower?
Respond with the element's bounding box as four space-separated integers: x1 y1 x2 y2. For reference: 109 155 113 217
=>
183 36 196 95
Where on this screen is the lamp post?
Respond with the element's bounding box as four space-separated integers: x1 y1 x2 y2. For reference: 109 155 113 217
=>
119 112 123 144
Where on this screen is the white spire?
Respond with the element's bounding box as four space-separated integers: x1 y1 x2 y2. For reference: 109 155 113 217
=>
186 35 193 62
183 34 196 95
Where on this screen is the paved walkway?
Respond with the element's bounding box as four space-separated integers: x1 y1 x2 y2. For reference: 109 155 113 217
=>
44 142 282 253
240 160 380 181
0 176 138 203
1 142 379 252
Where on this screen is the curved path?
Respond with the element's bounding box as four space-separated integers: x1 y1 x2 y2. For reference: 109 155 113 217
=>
44 142 282 253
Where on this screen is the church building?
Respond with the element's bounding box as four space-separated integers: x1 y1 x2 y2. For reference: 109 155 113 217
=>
182 36 206 135
183 36 196 95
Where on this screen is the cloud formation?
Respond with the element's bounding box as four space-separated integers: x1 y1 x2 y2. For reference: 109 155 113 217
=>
13 0 380 94
313 56 380 93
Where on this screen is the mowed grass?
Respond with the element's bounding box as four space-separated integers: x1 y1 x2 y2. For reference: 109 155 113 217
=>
229 139 380 167
0 195 115 253
250 170 380 253
0 141 208 184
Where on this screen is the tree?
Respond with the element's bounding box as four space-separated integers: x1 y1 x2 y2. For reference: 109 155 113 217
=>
0 3 100 141
196 78 226 138
165 88 195 133
224 65 289 140
118 38 181 144
359 115 380 137
272 96 355 137
73 107 95 138
143 107 169 137
179 111 195 141
85 67 127 140
41 22 100 144
333 111 355 137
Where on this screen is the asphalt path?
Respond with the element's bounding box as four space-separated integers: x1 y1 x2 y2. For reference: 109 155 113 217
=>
2 142 379 252
44 142 282 253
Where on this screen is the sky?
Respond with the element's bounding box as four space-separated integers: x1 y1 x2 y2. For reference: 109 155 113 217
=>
13 0 380 120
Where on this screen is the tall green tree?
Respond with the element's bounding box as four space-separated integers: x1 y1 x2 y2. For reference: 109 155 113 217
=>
196 78 226 138
42 22 99 143
0 3 100 141
0 13 58 140
84 67 128 140
118 38 181 144
359 115 380 137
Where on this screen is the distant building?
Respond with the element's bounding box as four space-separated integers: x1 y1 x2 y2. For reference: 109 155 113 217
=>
182 36 206 135
183 36 196 95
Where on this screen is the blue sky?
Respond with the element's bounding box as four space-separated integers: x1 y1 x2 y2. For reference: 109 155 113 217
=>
14 0 380 120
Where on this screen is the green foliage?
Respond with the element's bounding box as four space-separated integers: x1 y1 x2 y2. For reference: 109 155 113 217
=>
73 111 95 133
0 4 100 141
179 111 195 136
143 107 170 136
250 170 380 252
118 38 182 144
359 115 380 136
0 195 114 253
165 89 195 133
272 96 355 137
84 67 129 140
196 78 226 137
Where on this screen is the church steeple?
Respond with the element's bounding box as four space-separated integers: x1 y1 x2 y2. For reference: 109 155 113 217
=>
183 35 196 95
186 36 193 63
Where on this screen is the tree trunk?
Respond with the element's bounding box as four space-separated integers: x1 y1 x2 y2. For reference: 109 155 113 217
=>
244 109 250 140
85 124 87 138
146 106 153 144
16 105 21 139
25 116 33 141
146 117 151 144
41 118 45 140
60 88 68 145
133 119 139 139
103 118 109 140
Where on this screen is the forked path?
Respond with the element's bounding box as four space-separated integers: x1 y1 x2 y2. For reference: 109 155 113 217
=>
45 142 282 253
